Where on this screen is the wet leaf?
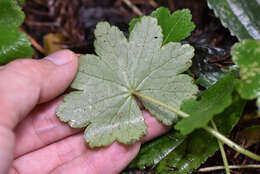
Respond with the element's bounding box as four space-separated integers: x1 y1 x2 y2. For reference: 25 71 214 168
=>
232 40 260 113
175 74 235 135
0 0 33 65
0 28 33 65
207 0 260 40
156 94 246 174
129 8 195 44
129 131 186 169
190 44 230 89
0 0 24 28
56 17 198 147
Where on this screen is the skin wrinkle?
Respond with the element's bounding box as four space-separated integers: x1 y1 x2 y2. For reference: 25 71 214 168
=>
50 142 141 174
14 104 82 158
0 50 80 174
31 115 46 149
10 166 20 174
11 109 169 174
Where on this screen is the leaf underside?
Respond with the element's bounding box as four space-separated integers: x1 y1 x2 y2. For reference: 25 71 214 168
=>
175 73 235 135
57 17 198 147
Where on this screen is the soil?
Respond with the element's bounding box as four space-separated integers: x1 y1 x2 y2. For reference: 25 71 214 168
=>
22 0 260 173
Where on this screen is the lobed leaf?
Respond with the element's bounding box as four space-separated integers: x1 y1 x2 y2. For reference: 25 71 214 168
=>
129 8 195 44
175 73 235 135
57 17 198 147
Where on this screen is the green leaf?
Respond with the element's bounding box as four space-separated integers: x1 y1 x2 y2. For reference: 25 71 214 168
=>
207 0 260 40
0 0 24 28
191 44 230 89
129 17 142 33
175 73 235 135
151 8 195 44
156 94 246 174
232 39 260 113
0 28 34 64
57 17 198 147
129 8 195 44
129 131 186 169
0 0 33 65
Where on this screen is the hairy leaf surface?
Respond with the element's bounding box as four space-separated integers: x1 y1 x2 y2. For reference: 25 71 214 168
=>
175 74 235 135
129 8 195 44
57 17 198 147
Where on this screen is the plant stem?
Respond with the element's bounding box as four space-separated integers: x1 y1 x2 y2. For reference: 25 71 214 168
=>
198 164 260 172
204 126 260 161
133 92 189 118
133 91 260 161
211 121 230 174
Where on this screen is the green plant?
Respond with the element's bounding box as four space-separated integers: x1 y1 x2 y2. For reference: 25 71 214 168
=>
207 0 260 40
57 7 260 174
0 0 33 65
2 1 260 173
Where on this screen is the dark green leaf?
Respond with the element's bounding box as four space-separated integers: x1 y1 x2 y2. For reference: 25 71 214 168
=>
0 0 33 65
207 0 260 40
0 28 34 65
129 8 195 44
175 74 235 135
190 44 230 89
156 94 246 174
0 0 24 28
130 131 186 169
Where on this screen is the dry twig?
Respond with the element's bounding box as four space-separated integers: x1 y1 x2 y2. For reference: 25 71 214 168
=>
121 0 143 16
19 28 45 55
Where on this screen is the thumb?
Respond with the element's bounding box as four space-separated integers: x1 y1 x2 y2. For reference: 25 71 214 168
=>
0 50 78 129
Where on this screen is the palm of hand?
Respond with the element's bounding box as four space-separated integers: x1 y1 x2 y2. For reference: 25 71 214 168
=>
12 97 167 174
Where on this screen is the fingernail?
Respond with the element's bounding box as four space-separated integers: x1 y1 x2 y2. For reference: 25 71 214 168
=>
45 50 74 65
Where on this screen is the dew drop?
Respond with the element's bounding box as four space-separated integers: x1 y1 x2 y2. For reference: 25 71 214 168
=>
69 120 79 127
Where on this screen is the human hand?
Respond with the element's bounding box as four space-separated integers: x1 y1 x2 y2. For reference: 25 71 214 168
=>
0 50 170 174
